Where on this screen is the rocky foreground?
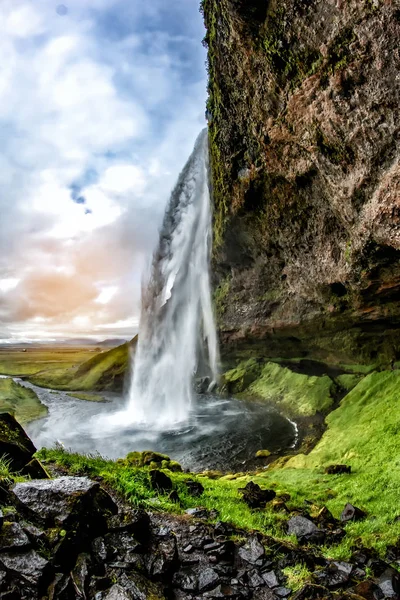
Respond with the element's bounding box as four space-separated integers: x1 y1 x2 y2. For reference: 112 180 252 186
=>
0 413 400 599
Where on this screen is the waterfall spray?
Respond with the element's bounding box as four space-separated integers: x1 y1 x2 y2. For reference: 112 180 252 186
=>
125 129 219 428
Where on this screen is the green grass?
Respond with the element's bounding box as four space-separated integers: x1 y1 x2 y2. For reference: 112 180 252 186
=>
0 347 96 377
225 361 335 417
0 379 47 424
30 340 134 391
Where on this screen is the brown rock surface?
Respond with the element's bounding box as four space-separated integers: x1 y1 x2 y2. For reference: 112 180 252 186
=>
202 0 400 365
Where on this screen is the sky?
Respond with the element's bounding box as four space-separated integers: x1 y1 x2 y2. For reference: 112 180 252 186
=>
0 0 207 342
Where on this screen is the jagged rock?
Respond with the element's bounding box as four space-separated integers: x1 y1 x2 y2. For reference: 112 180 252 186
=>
341 503 367 523
22 524 47 546
0 549 50 590
377 568 400 598
106 509 150 542
149 470 173 492
353 580 384 599
313 561 353 589
71 553 90 597
203 584 241 598
0 522 30 552
262 570 279 588
21 458 49 480
325 465 351 475
185 480 205 497
185 507 210 519
292 584 332 599
47 573 76 600
145 534 178 580
287 516 325 544
198 567 220 592
12 477 117 529
0 413 36 472
275 588 291 598
315 507 337 527
102 584 132 600
238 535 265 565
239 481 276 508
195 376 211 394
252 588 279 599
248 569 265 588
173 569 198 592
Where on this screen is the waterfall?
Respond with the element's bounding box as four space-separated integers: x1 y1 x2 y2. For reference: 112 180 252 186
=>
125 128 219 429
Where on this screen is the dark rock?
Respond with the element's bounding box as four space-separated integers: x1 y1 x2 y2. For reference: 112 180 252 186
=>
238 535 265 564
248 568 265 588
340 503 367 523
149 469 173 492
145 534 178 580
275 588 292 598
262 570 279 588
203 584 241 598
325 465 351 475
195 376 211 394
185 480 205 497
106 509 150 543
173 569 198 592
102 584 132 599
0 413 36 472
71 553 89 597
185 507 209 519
239 481 276 508
141 451 170 466
168 490 180 504
313 561 353 589
21 458 49 480
252 588 279 599
292 584 332 599
183 544 194 554
47 573 76 600
22 524 47 545
198 567 220 592
287 516 325 544
12 476 117 529
0 549 50 589
377 567 400 598
92 537 108 563
0 510 3 531
0 522 30 552
353 580 384 599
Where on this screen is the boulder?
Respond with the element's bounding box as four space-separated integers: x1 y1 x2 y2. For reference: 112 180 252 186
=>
198 567 220 592
238 535 265 565
0 549 50 590
106 509 150 543
0 522 30 552
239 481 276 508
0 413 36 472
340 503 367 523
287 516 325 544
12 476 117 529
185 480 204 497
325 465 351 475
313 561 353 588
149 470 173 492
377 567 400 598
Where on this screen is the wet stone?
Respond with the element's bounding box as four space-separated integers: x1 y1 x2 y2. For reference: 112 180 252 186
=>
12 477 117 529
0 522 30 552
173 570 198 592
106 509 150 543
185 507 210 519
239 481 276 509
275 588 292 598
149 469 173 492
238 535 265 565
185 480 205 497
262 570 279 588
313 561 353 589
340 503 366 523
248 569 265 588
0 549 50 588
198 567 220 592
287 516 325 544
378 567 400 598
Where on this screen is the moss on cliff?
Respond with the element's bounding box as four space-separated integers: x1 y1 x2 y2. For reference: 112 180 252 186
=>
0 379 47 424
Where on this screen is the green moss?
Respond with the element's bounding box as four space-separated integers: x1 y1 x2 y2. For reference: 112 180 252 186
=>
66 392 106 403
282 564 313 592
214 275 231 318
0 379 47 425
242 361 335 417
335 373 362 392
315 128 355 167
222 359 262 394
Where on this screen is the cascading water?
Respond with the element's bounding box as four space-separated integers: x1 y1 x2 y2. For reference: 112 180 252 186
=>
125 128 219 429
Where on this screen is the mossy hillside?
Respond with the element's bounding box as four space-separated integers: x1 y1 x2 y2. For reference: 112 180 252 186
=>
223 360 335 417
30 341 134 392
37 371 400 561
0 379 47 424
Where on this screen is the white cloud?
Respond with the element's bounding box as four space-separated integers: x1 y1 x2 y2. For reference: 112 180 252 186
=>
0 0 207 340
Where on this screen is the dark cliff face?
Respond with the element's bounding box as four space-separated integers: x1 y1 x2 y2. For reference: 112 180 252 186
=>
202 0 400 365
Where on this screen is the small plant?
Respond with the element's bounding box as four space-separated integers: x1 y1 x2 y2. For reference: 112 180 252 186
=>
283 564 313 591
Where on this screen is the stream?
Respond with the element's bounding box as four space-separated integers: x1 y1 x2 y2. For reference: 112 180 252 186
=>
6 378 297 473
